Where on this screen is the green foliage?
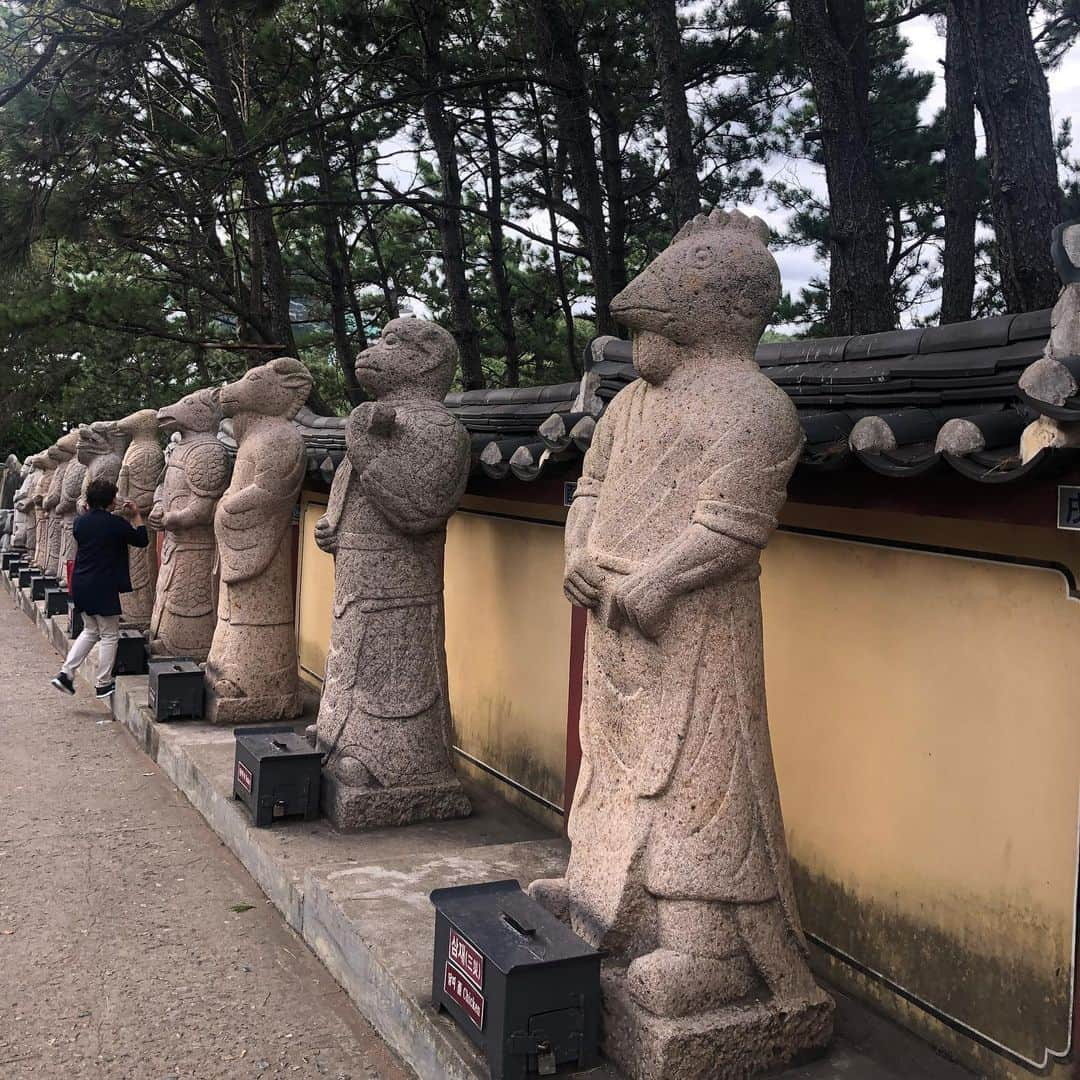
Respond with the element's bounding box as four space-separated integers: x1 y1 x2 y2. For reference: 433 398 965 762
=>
0 0 1070 435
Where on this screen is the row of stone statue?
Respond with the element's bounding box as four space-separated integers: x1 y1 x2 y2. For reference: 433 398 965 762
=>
9 360 316 731
7 325 470 833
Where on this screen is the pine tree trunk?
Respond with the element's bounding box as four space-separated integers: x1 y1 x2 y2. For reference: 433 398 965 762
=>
952 0 1061 312
529 82 579 376
595 24 628 298
530 0 616 336
789 0 896 334
314 130 362 404
417 0 485 390
648 0 700 228
481 89 521 387
195 0 297 355
941 0 978 324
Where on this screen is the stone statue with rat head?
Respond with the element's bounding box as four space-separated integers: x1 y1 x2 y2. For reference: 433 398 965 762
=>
529 210 832 1079
112 409 164 628
204 358 312 724
312 318 471 829
148 388 231 661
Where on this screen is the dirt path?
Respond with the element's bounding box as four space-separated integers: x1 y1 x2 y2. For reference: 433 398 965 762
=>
0 596 409 1080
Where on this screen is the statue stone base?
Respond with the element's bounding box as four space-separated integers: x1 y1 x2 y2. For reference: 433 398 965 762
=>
602 971 832 1080
205 619 302 725
320 773 471 831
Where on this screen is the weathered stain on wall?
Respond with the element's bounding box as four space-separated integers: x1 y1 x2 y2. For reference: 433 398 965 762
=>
793 861 1071 1074
763 517 1080 1077
443 508 571 830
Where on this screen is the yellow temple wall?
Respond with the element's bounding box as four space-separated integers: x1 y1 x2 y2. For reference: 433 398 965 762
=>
764 503 1079 1079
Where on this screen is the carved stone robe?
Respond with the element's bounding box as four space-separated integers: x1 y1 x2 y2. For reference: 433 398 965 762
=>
205 415 305 723
56 459 87 581
566 370 805 952
32 466 54 570
118 438 164 626
13 466 39 552
149 435 229 661
317 401 470 790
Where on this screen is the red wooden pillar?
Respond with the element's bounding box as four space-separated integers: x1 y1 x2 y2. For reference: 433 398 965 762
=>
562 604 587 831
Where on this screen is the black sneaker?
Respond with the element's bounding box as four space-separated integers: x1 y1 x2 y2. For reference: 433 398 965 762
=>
51 672 75 696
95 681 115 700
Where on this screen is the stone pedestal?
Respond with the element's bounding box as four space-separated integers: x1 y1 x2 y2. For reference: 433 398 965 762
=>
321 772 471 831
602 971 833 1080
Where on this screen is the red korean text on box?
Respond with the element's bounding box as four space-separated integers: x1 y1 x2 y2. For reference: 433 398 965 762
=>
444 961 485 1030
236 760 253 793
448 928 484 990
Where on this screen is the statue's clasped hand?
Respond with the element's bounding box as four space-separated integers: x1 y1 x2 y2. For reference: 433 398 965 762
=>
607 571 674 641
362 402 397 436
564 551 603 610
314 514 338 554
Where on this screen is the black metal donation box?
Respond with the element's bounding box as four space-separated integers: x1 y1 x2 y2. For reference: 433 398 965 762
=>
30 574 57 601
44 587 68 617
430 880 602 1080
113 630 148 675
232 726 321 828
148 659 205 721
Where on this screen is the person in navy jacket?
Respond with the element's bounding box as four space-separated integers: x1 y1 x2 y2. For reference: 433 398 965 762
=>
51 477 149 699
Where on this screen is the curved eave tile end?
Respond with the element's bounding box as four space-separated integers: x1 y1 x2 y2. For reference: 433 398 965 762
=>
851 449 942 478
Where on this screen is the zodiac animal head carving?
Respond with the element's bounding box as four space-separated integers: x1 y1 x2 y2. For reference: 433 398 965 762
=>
158 387 223 437
77 421 128 466
55 430 79 457
116 409 160 439
610 208 780 372
220 357 313 420
46 441 70 465
355 318 458 401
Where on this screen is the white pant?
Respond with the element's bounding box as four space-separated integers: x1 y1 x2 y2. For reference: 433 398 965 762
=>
62 613 120 688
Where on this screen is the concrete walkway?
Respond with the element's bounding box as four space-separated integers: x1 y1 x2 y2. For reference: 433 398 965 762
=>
0 597 408 1080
